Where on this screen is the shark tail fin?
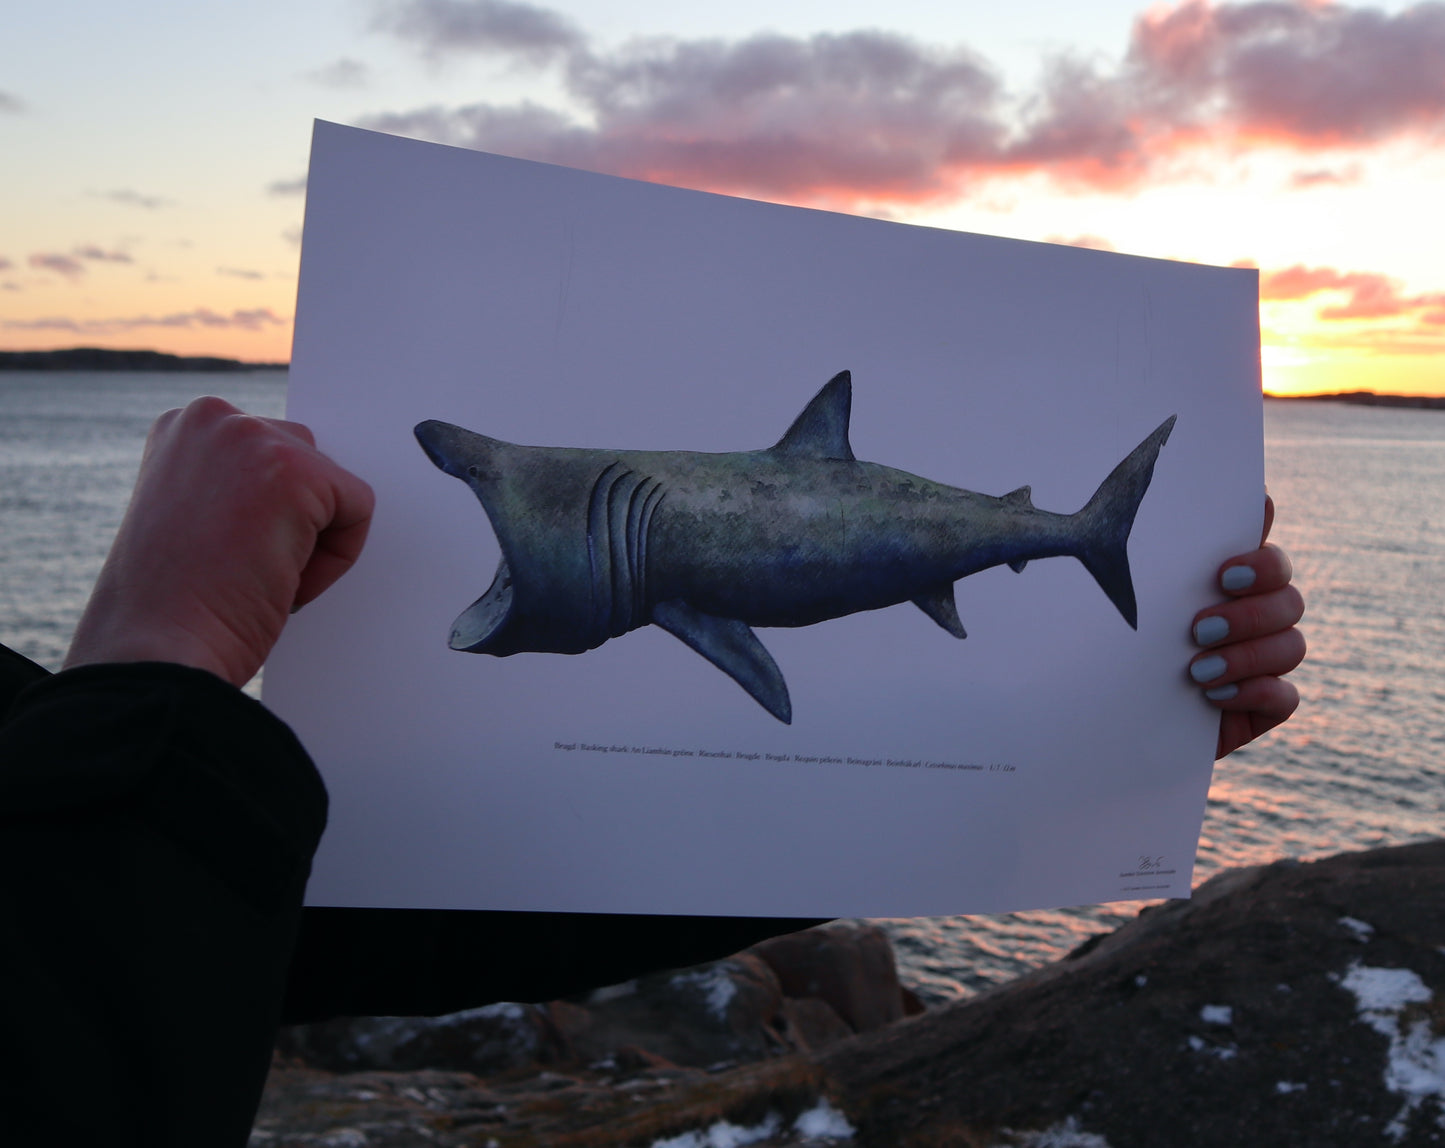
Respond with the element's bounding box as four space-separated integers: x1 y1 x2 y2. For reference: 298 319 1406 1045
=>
1073 415 1176 630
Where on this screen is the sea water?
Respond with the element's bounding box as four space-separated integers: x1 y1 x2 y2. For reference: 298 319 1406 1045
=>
3 373 1442 1000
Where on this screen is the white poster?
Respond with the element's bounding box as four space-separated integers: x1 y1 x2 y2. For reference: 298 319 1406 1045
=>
264 120 1263 918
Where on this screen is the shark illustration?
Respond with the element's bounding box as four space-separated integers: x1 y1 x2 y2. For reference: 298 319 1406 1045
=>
415 372 1175 723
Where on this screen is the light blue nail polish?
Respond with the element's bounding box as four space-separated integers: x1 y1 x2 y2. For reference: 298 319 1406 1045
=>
1190 655 1227 683
1194 615 1230 645
1206 683 1239 701
1221 565 1256 591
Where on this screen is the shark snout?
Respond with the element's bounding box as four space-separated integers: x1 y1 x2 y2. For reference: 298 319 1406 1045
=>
415 419 509 490
414 419 463 476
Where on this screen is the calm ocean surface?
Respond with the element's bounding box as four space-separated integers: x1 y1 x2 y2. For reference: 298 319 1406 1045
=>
3 372 1442 1001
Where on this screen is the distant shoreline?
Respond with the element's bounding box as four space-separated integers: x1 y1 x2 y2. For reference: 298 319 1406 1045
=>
1267 390 1445 410
0 348 286 373
3 350 1441 407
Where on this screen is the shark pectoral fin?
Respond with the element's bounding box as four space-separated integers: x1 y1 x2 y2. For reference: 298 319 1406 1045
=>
911 586 967 639
1008 558 1029 573
771 371 856 461
651 599 793 724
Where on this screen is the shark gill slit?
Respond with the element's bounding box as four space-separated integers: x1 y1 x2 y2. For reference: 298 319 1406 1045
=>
585 462 664 641
585 462 625 643
611 470 652 636
632 480 665 626
604 471 633 635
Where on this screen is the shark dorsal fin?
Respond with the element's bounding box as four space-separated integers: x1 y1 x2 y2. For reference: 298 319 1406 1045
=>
912 585 966 639
1002 485 1033 508
772 371 855 461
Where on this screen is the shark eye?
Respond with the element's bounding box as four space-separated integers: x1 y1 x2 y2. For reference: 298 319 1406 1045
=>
467 466 480 478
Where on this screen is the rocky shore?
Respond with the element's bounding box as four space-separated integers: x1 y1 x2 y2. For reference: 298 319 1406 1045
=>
257 841 1445 1146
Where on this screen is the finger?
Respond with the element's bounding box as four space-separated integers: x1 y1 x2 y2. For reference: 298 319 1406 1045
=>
1261 493 1275 546
1189 627 1307 689
1191 584 1305 649
1213 676 1300 758
256 415 318 448
1214 542 1293 597
292 470 376 609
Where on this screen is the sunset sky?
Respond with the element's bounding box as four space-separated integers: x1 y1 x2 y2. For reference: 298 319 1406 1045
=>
3 0 1442 396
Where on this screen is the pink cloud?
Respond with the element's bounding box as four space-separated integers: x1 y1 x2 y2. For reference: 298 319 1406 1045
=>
373 0 585 65
28 253 86 278
1 308 288 334
363 0 1445 204
1129 0 1445 148
364 29 1005 207
94 188 171 210
1044 234 1117 251
74 245 133 263
1261 264 1445 321
1288 163 1363 188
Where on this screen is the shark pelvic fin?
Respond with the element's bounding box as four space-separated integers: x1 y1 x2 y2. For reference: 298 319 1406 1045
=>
771 371 855 461
912 586 967 639
1008 558 1029 573
651 599 793 723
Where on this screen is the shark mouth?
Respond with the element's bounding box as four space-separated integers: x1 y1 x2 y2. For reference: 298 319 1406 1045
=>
449 555 514 651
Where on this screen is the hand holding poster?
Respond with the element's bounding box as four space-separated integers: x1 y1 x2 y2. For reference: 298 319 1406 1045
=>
264 120 1263 918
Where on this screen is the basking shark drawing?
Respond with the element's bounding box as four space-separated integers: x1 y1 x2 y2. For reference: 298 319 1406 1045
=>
415 372 1174 724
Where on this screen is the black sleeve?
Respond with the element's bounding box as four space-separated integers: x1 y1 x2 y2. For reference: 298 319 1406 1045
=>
0 656 327 1148
283 906 828 1022
0 643 823 1125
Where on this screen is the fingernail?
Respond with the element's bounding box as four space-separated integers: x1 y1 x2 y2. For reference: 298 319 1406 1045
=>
1190 655 1228 683
1206 683 1239 701
1221 565 1256 591
1194 615 1230 646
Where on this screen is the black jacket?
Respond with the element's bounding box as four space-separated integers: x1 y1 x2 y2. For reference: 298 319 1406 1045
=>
0 645 820 1145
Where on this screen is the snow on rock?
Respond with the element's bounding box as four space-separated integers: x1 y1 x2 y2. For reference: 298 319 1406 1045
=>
671 966 739 1022
647 1099 855 1147
315 1131 369 1148
1339 916 1376 942
793 1098 855 1140
1186 1035 1238 1060
1200 1005 1233 1026
1340 961 1445 1139
650 1112 781 1148
1274 1081 1307 1094
995 1115 1112 1146
589 979 639 1005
